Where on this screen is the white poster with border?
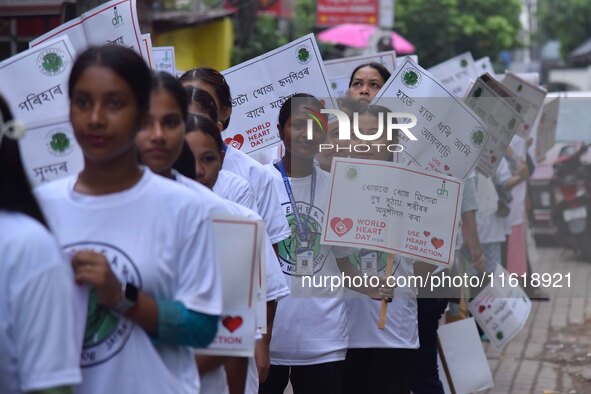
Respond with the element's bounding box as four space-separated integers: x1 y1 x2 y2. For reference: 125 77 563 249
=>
195 216 263 357
221 34 336 155
428 52 478 97
475 56 494 76
465 73 521 176
0 36 75 127
141 33 153 68
153 46 176 75
324 50 397 97
501 72 547 136
18 117 84 187
30 0 144 59
322 158 463 267
373 57 489 179
535 97 560 160
468 266 532 350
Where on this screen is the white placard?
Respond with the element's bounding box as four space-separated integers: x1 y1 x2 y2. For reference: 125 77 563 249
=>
438 318 495 393
535 97 560 160
501 72 547 136
141 33 153 68
221 34 336 155
468 266 532 350
324 51 397 97
475 56 494 76
18 117 84 187
195 216 263 357
465 74 521 176
428 52 479 97
30 0 144 59
373 57 489 179
153 46 176 75
322 158 463 267
0 36 75 127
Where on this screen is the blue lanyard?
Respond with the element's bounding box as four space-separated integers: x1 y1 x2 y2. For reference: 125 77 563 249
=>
278 160 316 248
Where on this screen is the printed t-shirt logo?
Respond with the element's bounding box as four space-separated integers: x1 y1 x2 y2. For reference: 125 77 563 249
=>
278 202 328 276
64 242 141 367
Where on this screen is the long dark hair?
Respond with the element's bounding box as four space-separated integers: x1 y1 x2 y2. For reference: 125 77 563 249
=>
0 95 48 227
185 86 218 122
69 45 152 125
179 67 232 129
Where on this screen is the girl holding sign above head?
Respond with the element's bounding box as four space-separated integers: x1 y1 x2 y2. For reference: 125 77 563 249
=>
0 95 82 394
261 93 393 394
35 46 223 394
347 62 391 103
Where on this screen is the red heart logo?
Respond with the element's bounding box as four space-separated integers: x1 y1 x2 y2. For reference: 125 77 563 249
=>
423 231 431 237
222 316 243 333
224 134 244 150
444 165 450 171
330 217 353 237
431 237 444 249
490 154 497 164
478 305 486 313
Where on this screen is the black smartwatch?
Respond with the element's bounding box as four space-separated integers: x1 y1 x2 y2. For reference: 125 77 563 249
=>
113 282 139 314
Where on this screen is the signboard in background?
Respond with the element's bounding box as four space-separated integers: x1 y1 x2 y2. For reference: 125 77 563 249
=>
30 0 144 59
323 158 463 267
324 50 396 98
475 56 494 76
373 57 489 179
221 34 336 155
465 73 521 176
535 97 560 160
468 266 532 350
153 46 177 75
316 0 379 26
501 72 547 136
18 117 84 187
141 33 153 68
428 52 479 97
0 36 75 127
195 216 263 357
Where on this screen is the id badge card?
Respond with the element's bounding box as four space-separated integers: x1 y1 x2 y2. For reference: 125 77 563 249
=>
296 248 314 276
360 250 378 276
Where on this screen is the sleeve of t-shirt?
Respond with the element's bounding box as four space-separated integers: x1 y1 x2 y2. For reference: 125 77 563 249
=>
255 170 291 245
461 176 478 214
235 183 258 213
175 208 223 316
14 262 82 392
264 240 289 301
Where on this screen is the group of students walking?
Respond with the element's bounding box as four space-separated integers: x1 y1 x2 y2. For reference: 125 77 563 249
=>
1 44 539 394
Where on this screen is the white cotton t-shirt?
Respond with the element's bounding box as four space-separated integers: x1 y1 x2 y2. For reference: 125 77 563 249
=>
35 169 223 394
223 146 290 244
213 169 258 212
265 163 350 366
0 211 82 394
345 254 419 349
476 158 512 243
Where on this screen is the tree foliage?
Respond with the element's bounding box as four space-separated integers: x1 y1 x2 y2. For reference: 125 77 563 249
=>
232 15 288 65
395 0 521 67
537 0 591 58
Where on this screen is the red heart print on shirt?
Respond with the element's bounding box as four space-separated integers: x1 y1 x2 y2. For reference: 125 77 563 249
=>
224 134 244 150
222 316 243 333
330 217 353 237
431 237 444 249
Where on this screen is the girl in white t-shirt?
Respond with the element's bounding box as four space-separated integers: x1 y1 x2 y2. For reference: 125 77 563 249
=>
0 95 81 394
36 46 222 394
261 94 392 394
340 103 418 394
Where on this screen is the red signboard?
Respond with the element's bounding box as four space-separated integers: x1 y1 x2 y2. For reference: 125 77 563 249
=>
316 0 379 26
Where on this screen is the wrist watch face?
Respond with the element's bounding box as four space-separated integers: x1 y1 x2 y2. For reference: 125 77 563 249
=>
114 283 138 314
